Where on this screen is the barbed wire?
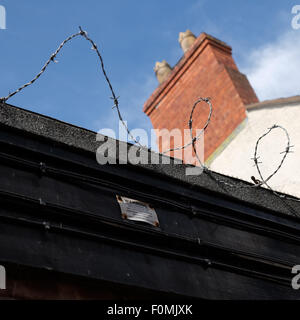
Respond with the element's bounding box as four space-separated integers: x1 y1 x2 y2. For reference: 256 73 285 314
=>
251 125 299 201
162 97 212 166
184 99 300 203
0 26 142 148
0 27 299 205
0 32 82 103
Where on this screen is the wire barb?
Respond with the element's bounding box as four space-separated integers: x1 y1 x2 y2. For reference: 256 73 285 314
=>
0 26 143 148
162 97 212 170
0 28 299 207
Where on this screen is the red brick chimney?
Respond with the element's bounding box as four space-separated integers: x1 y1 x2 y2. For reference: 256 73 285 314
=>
143 32 258 164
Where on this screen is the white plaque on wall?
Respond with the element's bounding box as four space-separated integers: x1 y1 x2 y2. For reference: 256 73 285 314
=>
116 195 159 227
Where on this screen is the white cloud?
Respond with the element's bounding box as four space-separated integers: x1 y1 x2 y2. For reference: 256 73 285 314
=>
242 31 300 101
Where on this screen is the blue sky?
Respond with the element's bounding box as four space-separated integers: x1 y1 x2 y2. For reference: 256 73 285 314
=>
0 0 299 140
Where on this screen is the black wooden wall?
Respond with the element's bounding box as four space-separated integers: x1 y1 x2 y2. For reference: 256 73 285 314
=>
0 123 299 299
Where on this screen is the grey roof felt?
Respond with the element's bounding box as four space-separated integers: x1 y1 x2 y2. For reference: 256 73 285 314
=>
0 102 299 219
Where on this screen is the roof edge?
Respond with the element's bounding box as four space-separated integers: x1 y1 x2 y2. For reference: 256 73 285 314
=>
143 32 232 115
247 95 300 111
1 102 300 219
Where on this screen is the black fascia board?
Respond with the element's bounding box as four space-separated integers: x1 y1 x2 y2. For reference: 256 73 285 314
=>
0 102 299 298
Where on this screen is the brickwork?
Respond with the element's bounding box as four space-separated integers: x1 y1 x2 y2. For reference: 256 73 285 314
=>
144 33 258 163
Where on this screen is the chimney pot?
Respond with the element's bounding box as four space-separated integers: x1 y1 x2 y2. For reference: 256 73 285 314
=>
179 30 197 53
144 32 259 163
154 60 173 84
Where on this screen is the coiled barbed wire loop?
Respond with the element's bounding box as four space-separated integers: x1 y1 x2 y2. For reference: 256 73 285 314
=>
0 27 299 204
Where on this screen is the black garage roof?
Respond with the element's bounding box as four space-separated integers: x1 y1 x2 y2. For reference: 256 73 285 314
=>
0 101 300 299
0 101 299 219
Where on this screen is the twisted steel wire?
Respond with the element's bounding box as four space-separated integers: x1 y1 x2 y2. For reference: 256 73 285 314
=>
0 27 299 205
